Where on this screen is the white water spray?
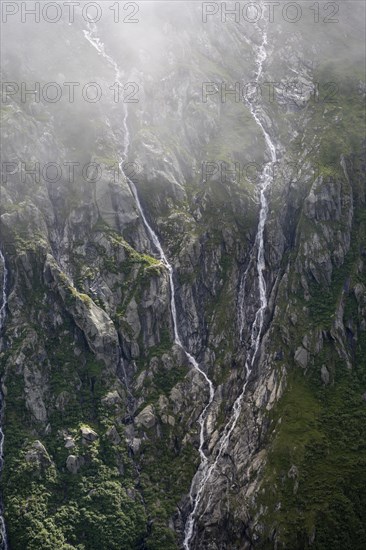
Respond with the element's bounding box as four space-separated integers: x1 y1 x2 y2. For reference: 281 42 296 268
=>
183 15 277 549
0 252 7 334
0 249 8 550
83 20 215 503
84 15 276 549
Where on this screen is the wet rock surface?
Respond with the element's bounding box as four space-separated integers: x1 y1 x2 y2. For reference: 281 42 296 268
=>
0 3 365 550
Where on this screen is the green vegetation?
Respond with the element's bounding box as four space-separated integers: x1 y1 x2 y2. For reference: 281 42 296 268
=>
1 14 365 550
257 353 366 549
2 333 147 549
253 75 366 546
0 221 192 550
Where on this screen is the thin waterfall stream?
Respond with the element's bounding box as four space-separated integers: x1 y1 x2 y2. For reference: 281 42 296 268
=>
84 13 276 549
183 14 276 549
83 22 216 539
0 249 9 550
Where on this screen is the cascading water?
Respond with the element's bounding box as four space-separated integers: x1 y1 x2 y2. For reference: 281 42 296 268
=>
84 13 275 549
83 21 215 522
183 14 277 550
0 249 9 550
0 252 8 340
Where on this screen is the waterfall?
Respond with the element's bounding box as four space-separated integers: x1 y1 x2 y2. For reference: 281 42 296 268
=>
0 249 8 550
183 14 277 550
83 20 215 527
0 251 7 339
84 13 275 549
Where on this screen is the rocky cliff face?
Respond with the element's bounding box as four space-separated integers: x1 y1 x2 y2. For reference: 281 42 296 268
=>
1 2 365 549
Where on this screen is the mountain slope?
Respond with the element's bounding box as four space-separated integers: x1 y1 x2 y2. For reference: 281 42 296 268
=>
0 2 365 549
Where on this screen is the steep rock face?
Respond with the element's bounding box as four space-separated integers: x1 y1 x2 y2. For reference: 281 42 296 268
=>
1 3 365 550
189 150 366 550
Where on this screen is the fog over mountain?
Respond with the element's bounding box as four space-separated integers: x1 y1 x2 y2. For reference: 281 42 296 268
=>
1 1 365 549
